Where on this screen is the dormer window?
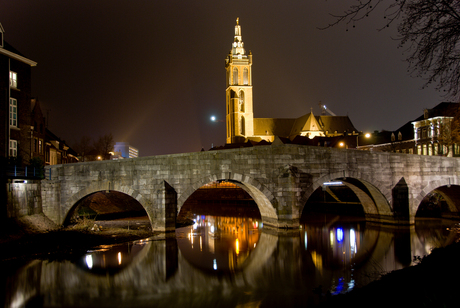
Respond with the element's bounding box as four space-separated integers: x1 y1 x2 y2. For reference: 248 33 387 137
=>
10 71 17 88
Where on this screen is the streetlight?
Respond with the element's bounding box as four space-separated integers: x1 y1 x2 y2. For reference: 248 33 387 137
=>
357 132 371 148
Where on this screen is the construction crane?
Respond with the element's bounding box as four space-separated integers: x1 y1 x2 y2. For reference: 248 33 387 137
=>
319 103 337 116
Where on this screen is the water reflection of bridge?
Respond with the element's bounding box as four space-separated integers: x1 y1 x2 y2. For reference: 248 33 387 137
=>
6 222 455 308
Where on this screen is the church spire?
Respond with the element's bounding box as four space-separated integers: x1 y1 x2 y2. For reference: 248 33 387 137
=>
232 17 245 56
225 18 254 144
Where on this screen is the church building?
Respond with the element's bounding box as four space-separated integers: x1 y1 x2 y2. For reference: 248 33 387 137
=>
225 18 358 145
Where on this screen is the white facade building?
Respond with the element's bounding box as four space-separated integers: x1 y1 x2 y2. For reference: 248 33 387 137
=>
113 142 139 159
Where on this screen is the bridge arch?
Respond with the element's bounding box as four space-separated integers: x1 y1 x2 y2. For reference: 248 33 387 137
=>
177 173 278 223
414 177 460 217
62 181 153 226
300 173 392 219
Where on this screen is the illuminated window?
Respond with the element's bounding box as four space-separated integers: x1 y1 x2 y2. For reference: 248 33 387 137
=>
243 68 248 85
239 91 244 112
9 98 17 127
233 68 238 85
9 140 17 157
10 71 18 88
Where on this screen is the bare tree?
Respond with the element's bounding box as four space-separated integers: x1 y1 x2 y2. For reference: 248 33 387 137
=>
73 135 93 162
322 0 460 99
438 106 460 155
94 133 114 160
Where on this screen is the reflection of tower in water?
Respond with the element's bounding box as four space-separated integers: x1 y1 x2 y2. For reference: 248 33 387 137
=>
179 214 261 272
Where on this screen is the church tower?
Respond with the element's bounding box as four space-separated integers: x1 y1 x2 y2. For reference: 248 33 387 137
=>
225 18 254 144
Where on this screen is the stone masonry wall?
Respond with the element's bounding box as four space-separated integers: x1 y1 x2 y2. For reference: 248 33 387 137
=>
42 144 460 230
6 180 42 218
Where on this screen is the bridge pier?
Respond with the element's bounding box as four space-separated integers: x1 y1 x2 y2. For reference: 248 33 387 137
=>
392 177 413 224
271 165 303 229
150 181 177 232
363 178 414 225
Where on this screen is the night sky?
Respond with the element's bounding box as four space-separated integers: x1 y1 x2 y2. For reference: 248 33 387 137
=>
0 1 445 156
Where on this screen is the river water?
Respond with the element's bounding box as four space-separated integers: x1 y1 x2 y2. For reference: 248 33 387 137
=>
3 210 459 307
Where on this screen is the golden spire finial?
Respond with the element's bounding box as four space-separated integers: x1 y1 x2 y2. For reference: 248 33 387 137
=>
236 17 239 25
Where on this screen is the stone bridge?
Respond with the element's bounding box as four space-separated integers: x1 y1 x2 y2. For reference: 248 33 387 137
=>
41 144 460 231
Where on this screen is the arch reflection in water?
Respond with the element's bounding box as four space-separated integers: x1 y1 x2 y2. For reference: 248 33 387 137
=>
176 214 261 273
302 218 375 295
76 239 149 275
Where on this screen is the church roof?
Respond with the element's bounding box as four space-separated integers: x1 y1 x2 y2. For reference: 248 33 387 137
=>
253 118 295 137
317 115 358 134
290 112 322 136
253 113 358 138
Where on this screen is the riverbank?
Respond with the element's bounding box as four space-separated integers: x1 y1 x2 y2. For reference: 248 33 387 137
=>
320 240 460 307
0 214 157 263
